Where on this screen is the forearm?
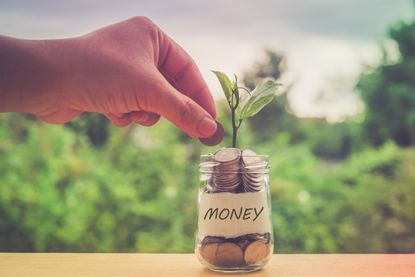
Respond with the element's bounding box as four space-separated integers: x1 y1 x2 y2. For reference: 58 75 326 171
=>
0 36 61 113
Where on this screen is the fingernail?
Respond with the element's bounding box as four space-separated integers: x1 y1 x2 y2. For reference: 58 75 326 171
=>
198 116 217 137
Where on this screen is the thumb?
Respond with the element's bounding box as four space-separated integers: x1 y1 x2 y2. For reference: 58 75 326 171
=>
146 72 217 138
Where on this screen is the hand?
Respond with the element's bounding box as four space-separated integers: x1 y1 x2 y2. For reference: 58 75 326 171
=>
0 17 217 138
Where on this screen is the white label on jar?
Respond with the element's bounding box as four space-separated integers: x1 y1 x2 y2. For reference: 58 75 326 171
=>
197 190 271 238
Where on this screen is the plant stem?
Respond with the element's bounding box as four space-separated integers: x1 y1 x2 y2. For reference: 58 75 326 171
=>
230 88 240 148
232 107 237 148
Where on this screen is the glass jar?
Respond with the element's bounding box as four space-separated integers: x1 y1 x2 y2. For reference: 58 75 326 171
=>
195 148 273 273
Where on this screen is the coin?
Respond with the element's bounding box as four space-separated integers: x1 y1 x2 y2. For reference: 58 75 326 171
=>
215 242 244 267
214 148 241 163
200 242 220 265
201 236 225 245
244 240 270 265
242 149 263 165
199 121 225 146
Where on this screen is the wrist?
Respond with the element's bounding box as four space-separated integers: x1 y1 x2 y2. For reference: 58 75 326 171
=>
0 36 72 114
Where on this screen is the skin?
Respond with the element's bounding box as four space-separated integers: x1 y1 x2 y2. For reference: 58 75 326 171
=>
0 16 217 138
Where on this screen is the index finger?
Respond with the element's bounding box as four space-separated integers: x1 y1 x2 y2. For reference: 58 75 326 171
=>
157 34 216 118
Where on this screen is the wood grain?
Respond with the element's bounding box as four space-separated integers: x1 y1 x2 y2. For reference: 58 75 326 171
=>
0 254 414 277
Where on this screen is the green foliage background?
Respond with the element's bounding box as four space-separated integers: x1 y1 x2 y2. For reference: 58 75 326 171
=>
1 17 415 253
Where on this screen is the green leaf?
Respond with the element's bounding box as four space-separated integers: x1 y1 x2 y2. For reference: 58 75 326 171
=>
212 71 233 102
233 74 238 91
236 80 280 120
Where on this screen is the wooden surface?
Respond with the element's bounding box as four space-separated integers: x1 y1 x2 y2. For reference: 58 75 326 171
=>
0 254 414 277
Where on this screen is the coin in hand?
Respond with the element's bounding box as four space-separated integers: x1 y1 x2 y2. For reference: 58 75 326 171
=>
199 121 225 146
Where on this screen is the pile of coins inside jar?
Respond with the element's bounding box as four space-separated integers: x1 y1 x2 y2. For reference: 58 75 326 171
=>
199 233 272 268
197 148 273 268
200 148 269 193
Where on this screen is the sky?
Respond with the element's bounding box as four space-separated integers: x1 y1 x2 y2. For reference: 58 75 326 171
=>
0 0 414 120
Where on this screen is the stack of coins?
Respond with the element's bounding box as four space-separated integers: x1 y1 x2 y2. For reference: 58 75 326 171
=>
199 233 272 268
241 149 267 192
200 148 269 193
199 159 219 192
211 148 242 192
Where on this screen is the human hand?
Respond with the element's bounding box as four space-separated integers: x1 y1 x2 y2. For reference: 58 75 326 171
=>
0 17 217 138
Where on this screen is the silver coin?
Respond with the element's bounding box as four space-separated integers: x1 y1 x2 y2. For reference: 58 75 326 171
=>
242 149 262 165
214 148 241 163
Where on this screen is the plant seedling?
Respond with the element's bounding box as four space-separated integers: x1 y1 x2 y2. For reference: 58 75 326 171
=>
212 71 281 148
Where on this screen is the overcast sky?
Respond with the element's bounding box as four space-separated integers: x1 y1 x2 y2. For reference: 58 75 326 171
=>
1 0 414 120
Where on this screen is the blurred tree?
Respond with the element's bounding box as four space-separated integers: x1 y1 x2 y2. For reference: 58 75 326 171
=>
357 19 415 147
302 120 354 160
66 113 109 147
1 113 415 253
243 50 284 90
242 50 300 143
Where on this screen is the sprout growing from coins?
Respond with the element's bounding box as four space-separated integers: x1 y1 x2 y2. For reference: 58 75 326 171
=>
199 71 281 148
